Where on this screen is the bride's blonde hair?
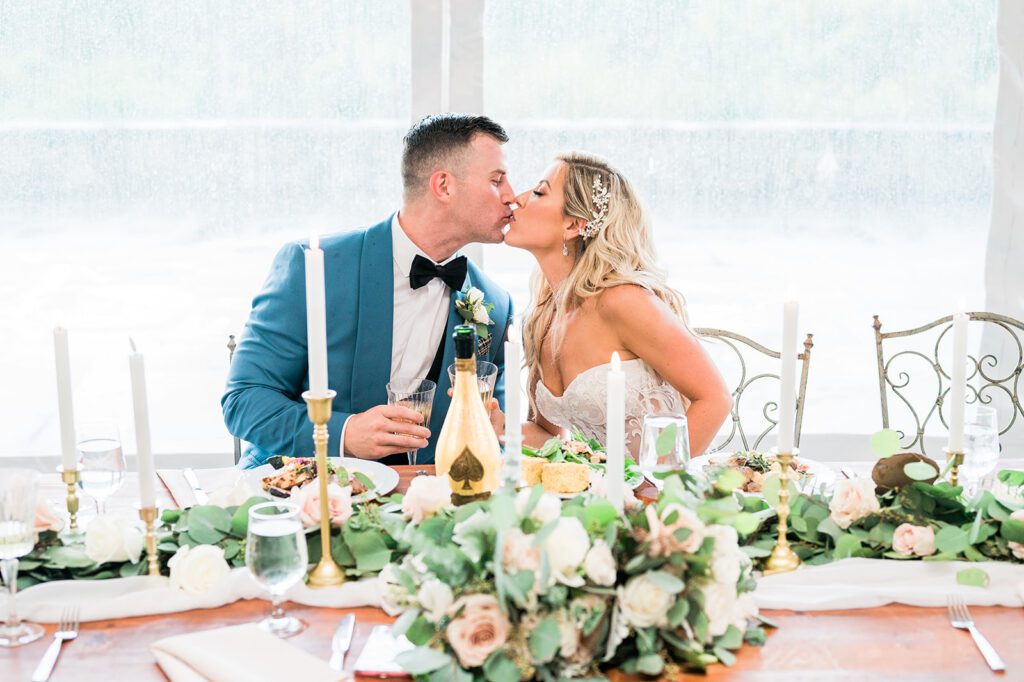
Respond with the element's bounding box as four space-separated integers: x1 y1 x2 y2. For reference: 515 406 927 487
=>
522 151 688 415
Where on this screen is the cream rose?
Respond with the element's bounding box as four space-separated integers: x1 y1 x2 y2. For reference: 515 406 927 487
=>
34 497 64 536
473 306 492 325
706 524 743 587
643 503 705 557
891 523 936 557
446 594 511 668
617 572 675 629
543 516 591 587
168 544 231 595
828 477 881 529
701 579 757 640
515 488 562 524
84 515 144 565
583 539 617 587
466 287 484 306
401 475 452 524
503 527 540 574
292 479 353 529
1007 510 1024 560
207 476 258 508
417 578 455 622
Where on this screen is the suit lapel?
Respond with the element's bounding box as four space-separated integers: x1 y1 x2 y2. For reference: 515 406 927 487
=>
350 217 394 411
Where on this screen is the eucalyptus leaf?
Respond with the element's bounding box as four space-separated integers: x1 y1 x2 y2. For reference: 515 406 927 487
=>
528 617 560 664
956 567 990 588
655 423 679 457
395 647 452 675
870 429 901 458
934 525 970 555
904 461 938 481
483 651 518 682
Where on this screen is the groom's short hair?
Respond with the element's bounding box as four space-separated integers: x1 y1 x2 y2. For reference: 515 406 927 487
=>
402 114 508 198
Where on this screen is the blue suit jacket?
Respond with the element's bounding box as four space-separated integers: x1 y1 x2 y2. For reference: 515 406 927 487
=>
222 215 513 467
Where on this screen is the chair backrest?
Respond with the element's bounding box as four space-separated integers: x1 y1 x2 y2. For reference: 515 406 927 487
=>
694 327 814 454
227 334 242 465
873 312 1024 455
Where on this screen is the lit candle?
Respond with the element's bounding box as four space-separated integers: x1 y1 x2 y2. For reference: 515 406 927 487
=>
53 326 77 470
948 299 969 453
128 338 156 509
504 324 521 449
777 296 799 454
305 233 329 396
606 352 625 512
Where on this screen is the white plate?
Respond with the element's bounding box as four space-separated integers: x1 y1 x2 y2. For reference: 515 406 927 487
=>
247 457 400 500
685 452 836 495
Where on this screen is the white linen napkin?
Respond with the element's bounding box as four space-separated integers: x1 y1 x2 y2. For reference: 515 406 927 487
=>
151 623 341 682
8 568 382 623
755 558 1024 610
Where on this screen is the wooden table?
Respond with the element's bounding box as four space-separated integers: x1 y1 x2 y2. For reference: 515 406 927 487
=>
7 467 1023 681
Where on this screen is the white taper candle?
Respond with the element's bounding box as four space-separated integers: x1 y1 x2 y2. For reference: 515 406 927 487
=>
53 326 77 470
128 338 157 508
606 352 626 512
305 233 329 396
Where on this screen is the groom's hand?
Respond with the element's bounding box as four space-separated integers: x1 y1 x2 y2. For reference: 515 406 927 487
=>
343 405 431 459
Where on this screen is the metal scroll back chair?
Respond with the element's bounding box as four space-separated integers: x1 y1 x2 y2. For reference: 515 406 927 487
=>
693 327 814 455
228 335 242 465
873 313 1024 456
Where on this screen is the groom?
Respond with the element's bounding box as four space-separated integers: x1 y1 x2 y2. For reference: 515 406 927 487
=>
223 114 516 468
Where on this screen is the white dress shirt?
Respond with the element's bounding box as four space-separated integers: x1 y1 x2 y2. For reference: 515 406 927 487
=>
340 212 458 454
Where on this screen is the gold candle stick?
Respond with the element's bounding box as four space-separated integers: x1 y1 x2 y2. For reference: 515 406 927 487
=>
138 506 161 577
303 390 345 588
763 449 802 576
944 448 964 487
57 466 84 542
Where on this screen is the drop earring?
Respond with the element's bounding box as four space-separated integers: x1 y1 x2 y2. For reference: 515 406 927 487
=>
562 241 569 257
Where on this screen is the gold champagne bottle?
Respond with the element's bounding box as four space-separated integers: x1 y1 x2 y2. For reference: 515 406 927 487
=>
435 325 500 503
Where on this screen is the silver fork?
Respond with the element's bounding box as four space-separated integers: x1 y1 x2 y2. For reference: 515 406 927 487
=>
947 596 1005 671
31 607 79 682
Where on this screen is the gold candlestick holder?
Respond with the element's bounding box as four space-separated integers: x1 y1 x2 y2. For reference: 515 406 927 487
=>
763 448 802 576
138 506 161 577
303 390 345 588
56 466 85 543
944 448 964 487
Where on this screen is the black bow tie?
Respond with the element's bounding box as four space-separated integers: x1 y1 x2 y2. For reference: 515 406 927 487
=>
409 254 468 291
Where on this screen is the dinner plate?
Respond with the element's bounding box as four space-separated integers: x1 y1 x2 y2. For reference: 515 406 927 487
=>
685 452 836 495
246 456 400 500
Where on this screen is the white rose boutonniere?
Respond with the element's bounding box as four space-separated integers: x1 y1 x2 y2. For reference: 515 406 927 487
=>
454 285 495 355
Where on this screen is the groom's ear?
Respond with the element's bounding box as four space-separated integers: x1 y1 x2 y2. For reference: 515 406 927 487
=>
428 170 454 203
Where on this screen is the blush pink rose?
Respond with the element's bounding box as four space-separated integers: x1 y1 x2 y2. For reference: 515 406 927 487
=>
293 479 353 529
445 594 511 668
891 523 936 557
642 503 705 557
34 497 64 535
1008 510 1024 560
828 478 881 529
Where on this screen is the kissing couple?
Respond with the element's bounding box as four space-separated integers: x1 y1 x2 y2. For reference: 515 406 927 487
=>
223 113 732 468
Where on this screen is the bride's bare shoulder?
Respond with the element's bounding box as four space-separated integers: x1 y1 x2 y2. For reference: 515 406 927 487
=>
594 284 660 320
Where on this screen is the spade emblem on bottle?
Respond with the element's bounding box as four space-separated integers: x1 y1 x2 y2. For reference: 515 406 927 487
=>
449 447 484 491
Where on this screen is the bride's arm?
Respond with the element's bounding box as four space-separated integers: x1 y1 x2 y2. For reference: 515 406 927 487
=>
522 376 563 447
597 285 732 456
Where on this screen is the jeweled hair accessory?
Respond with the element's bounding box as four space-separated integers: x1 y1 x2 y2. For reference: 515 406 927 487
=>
581 174 609 239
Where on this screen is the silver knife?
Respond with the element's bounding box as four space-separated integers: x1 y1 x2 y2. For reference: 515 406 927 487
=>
329 614 356 672
183 468 208 505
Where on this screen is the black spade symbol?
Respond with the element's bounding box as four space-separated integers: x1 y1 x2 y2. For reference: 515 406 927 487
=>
449 447 484 491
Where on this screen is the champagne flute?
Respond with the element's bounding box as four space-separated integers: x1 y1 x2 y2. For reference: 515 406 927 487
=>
76 421 125 517
386 378 436 465
638 414 690 489
447 361 499 403
0 468 45 647
246 501 308 638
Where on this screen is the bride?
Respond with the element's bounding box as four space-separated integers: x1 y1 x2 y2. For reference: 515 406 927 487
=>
504 151 732 456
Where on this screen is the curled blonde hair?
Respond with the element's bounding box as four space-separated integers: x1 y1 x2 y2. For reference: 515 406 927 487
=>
523 151 688 416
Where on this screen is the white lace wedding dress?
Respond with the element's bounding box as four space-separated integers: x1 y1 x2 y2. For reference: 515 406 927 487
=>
534 358 689 456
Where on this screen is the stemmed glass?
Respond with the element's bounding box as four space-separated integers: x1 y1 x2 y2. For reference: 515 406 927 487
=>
0 468 45 647
961 405 1000 497
76 421 125 517
386 378 436 465
638 414 691 489
245 501 308 638
447 361 499 403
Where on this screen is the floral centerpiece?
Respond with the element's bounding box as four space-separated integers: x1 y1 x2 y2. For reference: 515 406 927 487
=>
381 471 766 680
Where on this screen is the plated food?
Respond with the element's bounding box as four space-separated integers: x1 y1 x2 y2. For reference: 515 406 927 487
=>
246 456 400 501
686 450 835 495
521 432 644 495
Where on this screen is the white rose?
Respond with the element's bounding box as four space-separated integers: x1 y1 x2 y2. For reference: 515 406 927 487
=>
207 476 258 507
543 516 591 587
473 306 492 325
828 478 881 529
466 287 484 305
402 475 452 524
706 525 742 587
453 510 493 563
379 563 411 616
700 579 757 641
417 578 455 622
583 539 617 587
515 488 562 524
168 544 231 595
617 572 674 629
502 527 540 573
84 515 144 565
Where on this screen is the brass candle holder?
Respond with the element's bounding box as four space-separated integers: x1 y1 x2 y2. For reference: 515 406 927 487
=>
763 448 802 576
56 466 84 543
138 506 161 576
303 390 345 588
944 448 964 487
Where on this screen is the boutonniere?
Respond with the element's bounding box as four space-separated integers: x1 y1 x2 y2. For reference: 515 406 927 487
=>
455 285 495 355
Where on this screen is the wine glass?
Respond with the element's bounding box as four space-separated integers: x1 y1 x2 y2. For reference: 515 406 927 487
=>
637 414 690 489
245 501 308 638
386 378 436 465
0 468 45 647
447 361 499 403
961 405 1000 497
76 422 126 517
